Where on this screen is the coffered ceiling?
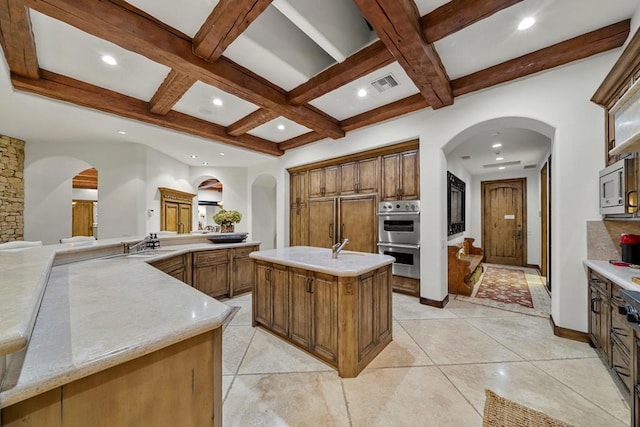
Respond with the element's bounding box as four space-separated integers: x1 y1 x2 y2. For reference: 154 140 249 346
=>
0 0 637 167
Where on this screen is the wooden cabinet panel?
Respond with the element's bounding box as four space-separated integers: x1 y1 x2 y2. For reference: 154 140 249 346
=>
290 203 308 247
312 273 338 362
589 271 610 361
289 268 313 349
160 187 195 234
374 267 392 343
164 202 179 232
339 195 377 253
357 272 376 358
381 150 419 200
309 166 339 198
193 250 230 298
309 168 324 199
150 254 192 286
254 261 272 327
290 171 307 206
271 264 289 337
178 204 192 234
309 199 336 248
357 157 378 194
72 200 94 237
340 162 357 195
231 249 254 297
611 342 632 394
381 154 401 201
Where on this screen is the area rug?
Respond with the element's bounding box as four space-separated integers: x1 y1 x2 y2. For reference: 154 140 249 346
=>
456 265 550 318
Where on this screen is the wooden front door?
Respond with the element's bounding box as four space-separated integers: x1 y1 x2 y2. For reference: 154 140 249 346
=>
72 200 94 236
482 178 526 266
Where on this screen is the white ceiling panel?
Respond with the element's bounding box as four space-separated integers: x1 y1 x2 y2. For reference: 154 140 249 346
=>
30 10 171 102
309 62 420 120
448 128 550 176
435 0 640 79
123 0 218 37
173 81 259 126
413 0 450 16
272 0 372 62
248 117 311 142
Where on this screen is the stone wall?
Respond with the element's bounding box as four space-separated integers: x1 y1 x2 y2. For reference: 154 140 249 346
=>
0 135 25 242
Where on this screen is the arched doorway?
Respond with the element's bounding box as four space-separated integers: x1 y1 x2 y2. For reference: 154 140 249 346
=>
197 177 223 231
251 174 277 250
72 168 98 237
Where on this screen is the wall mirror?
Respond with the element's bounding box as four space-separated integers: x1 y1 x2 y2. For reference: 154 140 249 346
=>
447 171 465 236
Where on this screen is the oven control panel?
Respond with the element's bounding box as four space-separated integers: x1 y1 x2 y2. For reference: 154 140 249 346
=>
379 201 420 213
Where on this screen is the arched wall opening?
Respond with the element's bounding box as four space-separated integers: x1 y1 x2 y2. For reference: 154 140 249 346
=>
251 174 277 250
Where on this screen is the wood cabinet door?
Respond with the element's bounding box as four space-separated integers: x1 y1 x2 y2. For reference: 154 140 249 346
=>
340 162 357 195
231 248 254 297
339 195 377 253
290 171 308 206
194 252 230 298
324 165 339 197
399 150 419 199
290 203 308 246
380 153 400 201
164 202 179 232
308 199 336 248
254 261 272 327
178 203 192 233
289 268 312 349
357 271 376 359
72 200 94 236
357 158 378 194
311 272 338 362
374 267 392 343
271 264 289 337
308 168 324 198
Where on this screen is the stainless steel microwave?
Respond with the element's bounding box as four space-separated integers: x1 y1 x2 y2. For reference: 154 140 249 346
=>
600 158 638 216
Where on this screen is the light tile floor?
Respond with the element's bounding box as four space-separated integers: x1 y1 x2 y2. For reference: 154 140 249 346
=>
221 292 629 426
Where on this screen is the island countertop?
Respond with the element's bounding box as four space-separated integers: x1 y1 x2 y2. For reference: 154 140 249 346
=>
249 246 394 276
0 235 258 408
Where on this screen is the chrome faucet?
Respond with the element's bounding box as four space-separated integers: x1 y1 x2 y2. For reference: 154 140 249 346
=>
332 238 349 259
122 235 152 254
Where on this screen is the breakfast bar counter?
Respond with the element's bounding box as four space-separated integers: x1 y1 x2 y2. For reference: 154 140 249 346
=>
250 246 394 378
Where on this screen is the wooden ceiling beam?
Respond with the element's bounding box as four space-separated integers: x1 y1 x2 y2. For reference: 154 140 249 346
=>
279 132 325 150
149 69 197 115
23 0 344 139
341 94 428 132
227 109 279 136
353 0 452 109
421 0 523 43
11 70 284 156
0 0 39 79
452 20 631 97
193 0 273 62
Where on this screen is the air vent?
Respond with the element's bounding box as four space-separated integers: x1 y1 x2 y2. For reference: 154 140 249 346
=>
460 155 471 160
523 164 537 169
371 74 399 93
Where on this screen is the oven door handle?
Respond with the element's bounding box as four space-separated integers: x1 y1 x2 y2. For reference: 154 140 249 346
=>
377 212 420 217
377 243 420 250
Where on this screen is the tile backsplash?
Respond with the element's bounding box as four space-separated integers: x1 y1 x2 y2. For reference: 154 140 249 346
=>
587 220 640 260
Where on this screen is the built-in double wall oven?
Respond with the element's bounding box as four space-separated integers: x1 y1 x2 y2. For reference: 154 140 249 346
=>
377 201 420 279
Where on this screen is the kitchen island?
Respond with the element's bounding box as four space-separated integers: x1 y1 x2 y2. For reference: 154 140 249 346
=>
0 235 258 427
250 246 395 378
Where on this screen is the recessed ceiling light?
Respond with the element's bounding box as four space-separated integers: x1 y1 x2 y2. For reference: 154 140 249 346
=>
496 157 504 161
190 154 197 159
498 166 506 170
212 98 223 106
518 17 535 31
357 89 368 97
117 130 126 135
219 152 225 156
202 161 209 166
101 55 117 65
277 124 285 131
492 143 502 148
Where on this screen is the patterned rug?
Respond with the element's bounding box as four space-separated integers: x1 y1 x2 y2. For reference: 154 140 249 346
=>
456 265 550 318
476 267 533 308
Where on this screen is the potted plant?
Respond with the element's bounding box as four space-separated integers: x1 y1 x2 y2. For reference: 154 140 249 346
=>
213 209 242 233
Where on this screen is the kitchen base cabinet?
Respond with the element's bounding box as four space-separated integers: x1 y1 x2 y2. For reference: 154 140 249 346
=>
2 330 222 427
252 260 392 378
149 253 193 286
193 250 230 298
231 247 255 297
589 270 610 363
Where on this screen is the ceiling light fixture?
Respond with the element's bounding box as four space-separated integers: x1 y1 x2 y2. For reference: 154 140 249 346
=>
101 55 117 65
496 157 504 161
212 98 223 106
518 17 535 31
117 130 126 135
219 152 225 156
202 161 209 166
498 166 506 170
357 89 367 97
277 124 285 131
492 143 502 148
190 154 197 159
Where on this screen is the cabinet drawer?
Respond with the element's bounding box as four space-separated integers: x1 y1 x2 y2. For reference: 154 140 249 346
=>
612 341 632 394
589 270 610 294
194 250 229 266
234 246 257 258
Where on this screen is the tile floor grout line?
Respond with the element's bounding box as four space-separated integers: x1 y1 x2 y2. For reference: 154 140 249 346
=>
339 378 354 427
525 360 630 424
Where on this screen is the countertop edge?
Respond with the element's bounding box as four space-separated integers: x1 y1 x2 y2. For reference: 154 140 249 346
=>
583 259 640 291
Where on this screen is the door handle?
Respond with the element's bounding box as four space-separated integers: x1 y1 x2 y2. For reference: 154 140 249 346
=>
514 229 522 240
306 277 314 294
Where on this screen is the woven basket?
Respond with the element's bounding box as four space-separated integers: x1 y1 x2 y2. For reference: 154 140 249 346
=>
483 389 572 427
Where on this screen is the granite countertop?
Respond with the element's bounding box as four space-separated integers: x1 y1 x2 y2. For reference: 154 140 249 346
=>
583 259 640 291
0 236 259 408
250 246 394 276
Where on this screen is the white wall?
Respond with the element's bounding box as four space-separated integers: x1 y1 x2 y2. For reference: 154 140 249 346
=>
251 174 277 250
191 167 249 232
248 50 621 333
72 188 98 200
445 157 473 246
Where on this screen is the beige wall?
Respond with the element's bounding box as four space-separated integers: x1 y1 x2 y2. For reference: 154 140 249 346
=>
0 135 25 243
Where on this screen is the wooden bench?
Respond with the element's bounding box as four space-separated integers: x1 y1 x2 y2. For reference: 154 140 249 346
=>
447 238 484 296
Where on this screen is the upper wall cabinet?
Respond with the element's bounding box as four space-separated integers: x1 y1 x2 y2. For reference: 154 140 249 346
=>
309 165 339 198
380 150 420 201
159 187 195 234
592 27 640 165
340 158 378 196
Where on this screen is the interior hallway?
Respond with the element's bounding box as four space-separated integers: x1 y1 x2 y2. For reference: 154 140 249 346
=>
220 291 628 426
